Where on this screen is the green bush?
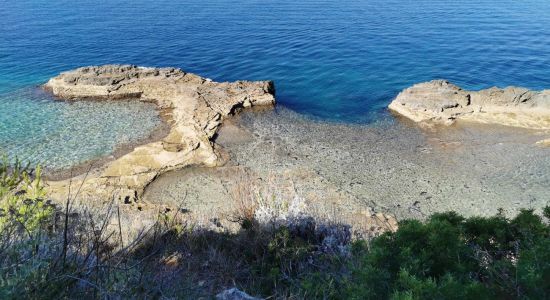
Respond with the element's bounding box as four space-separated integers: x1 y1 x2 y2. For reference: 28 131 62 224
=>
0 157 51 232
342 209 550 299
0 157 60 299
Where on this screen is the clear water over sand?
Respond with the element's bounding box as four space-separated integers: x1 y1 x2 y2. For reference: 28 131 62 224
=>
145 108 549 219
0 88 162 170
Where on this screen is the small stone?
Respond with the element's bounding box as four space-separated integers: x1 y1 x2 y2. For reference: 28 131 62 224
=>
216 288 260 300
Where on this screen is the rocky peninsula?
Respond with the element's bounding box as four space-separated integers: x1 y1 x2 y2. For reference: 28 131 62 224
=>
44 65 275 203
389 80 550 131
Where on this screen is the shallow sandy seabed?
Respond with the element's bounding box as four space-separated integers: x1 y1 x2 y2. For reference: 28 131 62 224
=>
144 107 550 221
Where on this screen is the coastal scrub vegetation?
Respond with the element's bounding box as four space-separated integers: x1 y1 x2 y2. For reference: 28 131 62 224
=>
0 159 549 299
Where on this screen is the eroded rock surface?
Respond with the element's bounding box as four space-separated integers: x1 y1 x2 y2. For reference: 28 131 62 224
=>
389 80 550 130
44 65 275 203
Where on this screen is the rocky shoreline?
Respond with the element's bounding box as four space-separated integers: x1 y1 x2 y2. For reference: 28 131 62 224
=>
40 70 550 236
44 65 275 204
389 80 550 134
173 107 549 220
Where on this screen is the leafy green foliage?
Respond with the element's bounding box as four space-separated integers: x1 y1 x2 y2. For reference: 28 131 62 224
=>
0 157 51 232
0 157 60 299
342 209 550 299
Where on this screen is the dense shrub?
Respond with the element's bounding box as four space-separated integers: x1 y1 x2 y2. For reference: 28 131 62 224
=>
341 210 550 299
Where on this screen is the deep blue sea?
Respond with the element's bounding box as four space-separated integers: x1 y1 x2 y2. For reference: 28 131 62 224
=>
1 0 549 168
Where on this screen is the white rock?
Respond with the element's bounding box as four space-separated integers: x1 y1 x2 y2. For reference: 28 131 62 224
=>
389 80 550 130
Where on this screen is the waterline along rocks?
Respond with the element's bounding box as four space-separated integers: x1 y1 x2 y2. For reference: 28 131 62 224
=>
389 80 550 130
44 65 275 202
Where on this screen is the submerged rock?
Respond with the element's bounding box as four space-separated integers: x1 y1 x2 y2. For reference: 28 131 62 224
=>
389 80 550 130
44 65 275 202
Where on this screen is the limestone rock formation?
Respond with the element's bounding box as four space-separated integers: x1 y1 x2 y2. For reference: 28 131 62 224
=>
389 80 550 130
44 65 275 202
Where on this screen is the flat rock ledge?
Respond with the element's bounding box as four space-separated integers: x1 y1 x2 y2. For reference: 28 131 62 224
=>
44 65 275 203
389 80 550 130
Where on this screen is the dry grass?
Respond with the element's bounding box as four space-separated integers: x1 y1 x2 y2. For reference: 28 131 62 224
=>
1 161 400 299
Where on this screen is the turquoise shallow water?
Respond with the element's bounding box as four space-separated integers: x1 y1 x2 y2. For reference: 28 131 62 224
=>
0 88 161 169
1 0 549 168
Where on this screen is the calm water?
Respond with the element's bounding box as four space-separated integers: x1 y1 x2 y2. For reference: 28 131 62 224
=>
0 88 160 169
1 0 549 168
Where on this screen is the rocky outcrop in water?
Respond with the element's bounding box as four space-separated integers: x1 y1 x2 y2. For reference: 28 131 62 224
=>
389 80 550 130
44 65 275 202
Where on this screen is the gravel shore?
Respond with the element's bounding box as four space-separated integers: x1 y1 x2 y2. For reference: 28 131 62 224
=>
144 107 550 221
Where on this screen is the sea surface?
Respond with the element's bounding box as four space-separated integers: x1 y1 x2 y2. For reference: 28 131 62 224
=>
1 0 549 168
